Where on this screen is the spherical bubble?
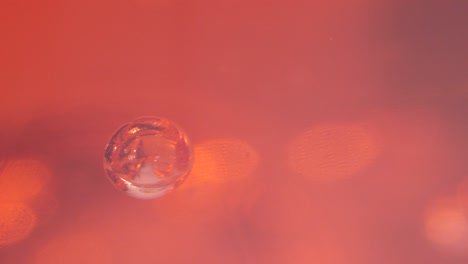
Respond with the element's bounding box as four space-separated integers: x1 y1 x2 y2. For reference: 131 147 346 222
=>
104 117 194 199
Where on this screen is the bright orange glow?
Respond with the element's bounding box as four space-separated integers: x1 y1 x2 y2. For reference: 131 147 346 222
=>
0 159 52 202
424 196 468 256
156 139 260 218
0 203 37 246
34 231 112 264
288 124 377 182
191 138 259 182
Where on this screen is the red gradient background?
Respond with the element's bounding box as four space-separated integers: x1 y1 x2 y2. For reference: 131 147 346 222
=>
1 0 467 263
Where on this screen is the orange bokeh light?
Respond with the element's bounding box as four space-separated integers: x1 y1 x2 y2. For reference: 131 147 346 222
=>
0 203 37 246
156 138 260 219
288 123 377 182
0 159 56 245
34 231 112 264
424 196 468 256
191 138 259 182
0 159 52 202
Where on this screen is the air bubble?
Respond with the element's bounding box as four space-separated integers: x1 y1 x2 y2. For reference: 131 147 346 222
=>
104 117 193 199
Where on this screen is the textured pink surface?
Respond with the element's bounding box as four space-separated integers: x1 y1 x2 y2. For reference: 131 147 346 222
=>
1 0 467 263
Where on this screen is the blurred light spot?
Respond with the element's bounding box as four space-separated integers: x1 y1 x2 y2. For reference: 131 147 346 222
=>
157 139 260 219
424 196 468 256
288 124 377 181
35 231 112 264
191 138 259 182
0 203 37 246
0 159 52 202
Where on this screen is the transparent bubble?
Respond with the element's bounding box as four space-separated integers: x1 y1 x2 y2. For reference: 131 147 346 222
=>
104 117 194 199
